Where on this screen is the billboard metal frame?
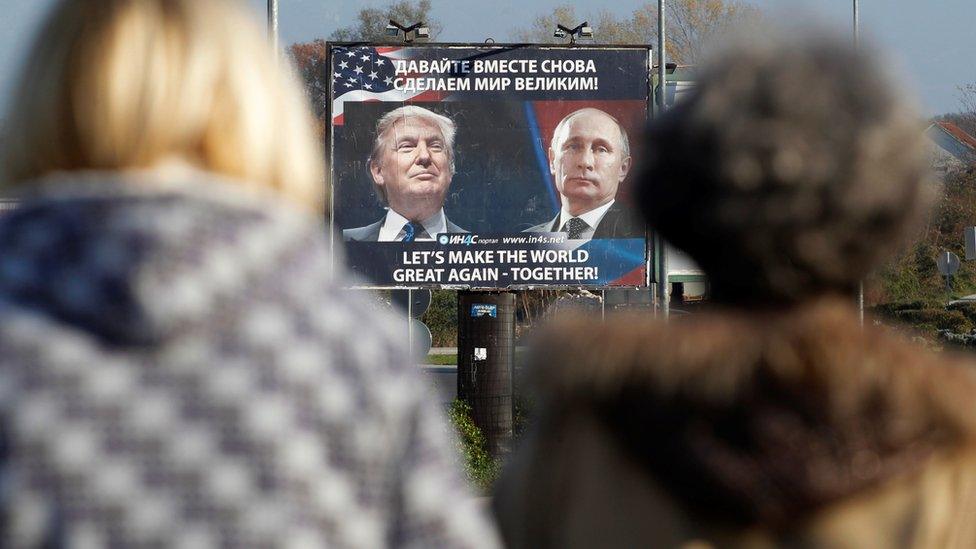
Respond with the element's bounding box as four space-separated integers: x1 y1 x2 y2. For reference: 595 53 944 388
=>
326 41 655 290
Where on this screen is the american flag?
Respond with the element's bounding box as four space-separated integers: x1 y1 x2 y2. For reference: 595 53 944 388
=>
332 46 403 125
331 46 449 125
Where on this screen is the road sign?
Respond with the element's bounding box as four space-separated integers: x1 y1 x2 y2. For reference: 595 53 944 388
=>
937 251 961 276
410 318 432 357
966 227 976 260
392 289 432 318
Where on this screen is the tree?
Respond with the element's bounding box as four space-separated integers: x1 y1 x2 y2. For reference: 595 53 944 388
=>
289 39 329 130
329 0 443 42
866 168 976 338
288 0 445 129
513 6 651 45
668 0 758 65
513 1 759 65
944 84 976 137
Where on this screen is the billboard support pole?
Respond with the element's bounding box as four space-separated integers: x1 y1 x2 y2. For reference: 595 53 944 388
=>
656 0 670 320
601 290 606 322
457 291 515 459
408 289 414 358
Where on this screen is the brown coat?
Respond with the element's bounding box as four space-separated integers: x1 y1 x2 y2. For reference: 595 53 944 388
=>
495 299 976 548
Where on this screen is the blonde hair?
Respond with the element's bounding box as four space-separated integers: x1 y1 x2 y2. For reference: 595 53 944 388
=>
1 0 324 210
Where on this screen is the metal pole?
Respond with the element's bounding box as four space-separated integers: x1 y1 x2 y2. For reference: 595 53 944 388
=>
656 0 670 320
854 0 863 327
858 282 864 326
268 0 279 52
407 289 414 359
601 290 606 322
658 1 666 110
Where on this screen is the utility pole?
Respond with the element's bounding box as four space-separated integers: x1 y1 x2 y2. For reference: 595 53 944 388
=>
854 0 863 327
656 0 670 320
268 0 279 52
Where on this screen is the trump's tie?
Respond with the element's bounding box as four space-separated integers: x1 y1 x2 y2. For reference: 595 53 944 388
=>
401 221 423 242
562 217 589 239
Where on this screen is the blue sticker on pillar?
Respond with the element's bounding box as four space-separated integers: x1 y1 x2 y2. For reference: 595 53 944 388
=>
471 304 498 318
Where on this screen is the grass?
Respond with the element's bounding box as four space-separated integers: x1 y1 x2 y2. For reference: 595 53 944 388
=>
425 353 458 366
424 348 528 366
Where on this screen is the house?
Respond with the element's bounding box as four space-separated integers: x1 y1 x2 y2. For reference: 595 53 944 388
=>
926 121 976 173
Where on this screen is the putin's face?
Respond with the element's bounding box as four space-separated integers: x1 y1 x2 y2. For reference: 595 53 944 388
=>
370 116 452 222
549 109 631 216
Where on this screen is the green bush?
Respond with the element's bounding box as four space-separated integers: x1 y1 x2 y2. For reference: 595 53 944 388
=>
872 300 930 315
872 304 972 333
947 302 976 327
868 168 976 339
447 399 499 491
422 290 458 346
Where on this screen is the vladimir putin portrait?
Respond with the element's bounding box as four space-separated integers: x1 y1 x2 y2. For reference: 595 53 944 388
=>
525 107 643 240
343 105 467 242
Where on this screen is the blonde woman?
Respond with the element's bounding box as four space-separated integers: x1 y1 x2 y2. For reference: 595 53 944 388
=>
0 0 499 546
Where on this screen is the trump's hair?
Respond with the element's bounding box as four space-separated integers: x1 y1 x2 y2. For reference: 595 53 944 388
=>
367 105 456 205
1 0 324 210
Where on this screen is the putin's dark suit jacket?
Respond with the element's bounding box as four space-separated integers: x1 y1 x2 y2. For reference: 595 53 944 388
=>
523 203 644 239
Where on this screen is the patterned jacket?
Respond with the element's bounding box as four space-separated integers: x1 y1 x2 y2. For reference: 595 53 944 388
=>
0 170 499 548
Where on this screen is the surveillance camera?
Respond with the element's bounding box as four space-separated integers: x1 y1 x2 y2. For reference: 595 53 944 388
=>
553 28 567 38
385 24 400 37
580 26 593 38
416 26 430 39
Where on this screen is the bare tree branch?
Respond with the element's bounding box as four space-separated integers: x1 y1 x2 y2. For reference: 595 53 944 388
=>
513 1 759 65
330 0 443 42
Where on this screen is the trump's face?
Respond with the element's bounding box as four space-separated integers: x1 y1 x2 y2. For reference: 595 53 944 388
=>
549 109 631 216
370 116 452 221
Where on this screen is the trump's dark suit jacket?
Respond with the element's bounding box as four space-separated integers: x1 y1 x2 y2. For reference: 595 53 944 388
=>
342 217 468 242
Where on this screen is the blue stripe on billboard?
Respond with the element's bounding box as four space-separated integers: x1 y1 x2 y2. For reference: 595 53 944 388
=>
523 101 560 214
342 237 646 288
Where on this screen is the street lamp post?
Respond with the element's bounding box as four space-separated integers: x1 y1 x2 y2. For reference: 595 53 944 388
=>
553 22 594 44
657 0 670 320
854 0 863 326
268 0 278 52
386 20 431 43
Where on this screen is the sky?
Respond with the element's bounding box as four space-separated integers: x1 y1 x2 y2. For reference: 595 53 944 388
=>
0 0 973 116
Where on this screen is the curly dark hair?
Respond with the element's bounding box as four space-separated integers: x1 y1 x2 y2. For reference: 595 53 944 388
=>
638 33 934 306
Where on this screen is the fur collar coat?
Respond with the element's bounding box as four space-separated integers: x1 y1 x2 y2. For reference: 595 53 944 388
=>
495 299 976 548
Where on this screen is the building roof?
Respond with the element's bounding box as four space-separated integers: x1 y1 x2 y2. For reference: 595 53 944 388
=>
926 121 976 166
938 121 976 150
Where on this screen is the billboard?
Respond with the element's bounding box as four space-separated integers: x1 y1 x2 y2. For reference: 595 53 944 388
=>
328 43 652 288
